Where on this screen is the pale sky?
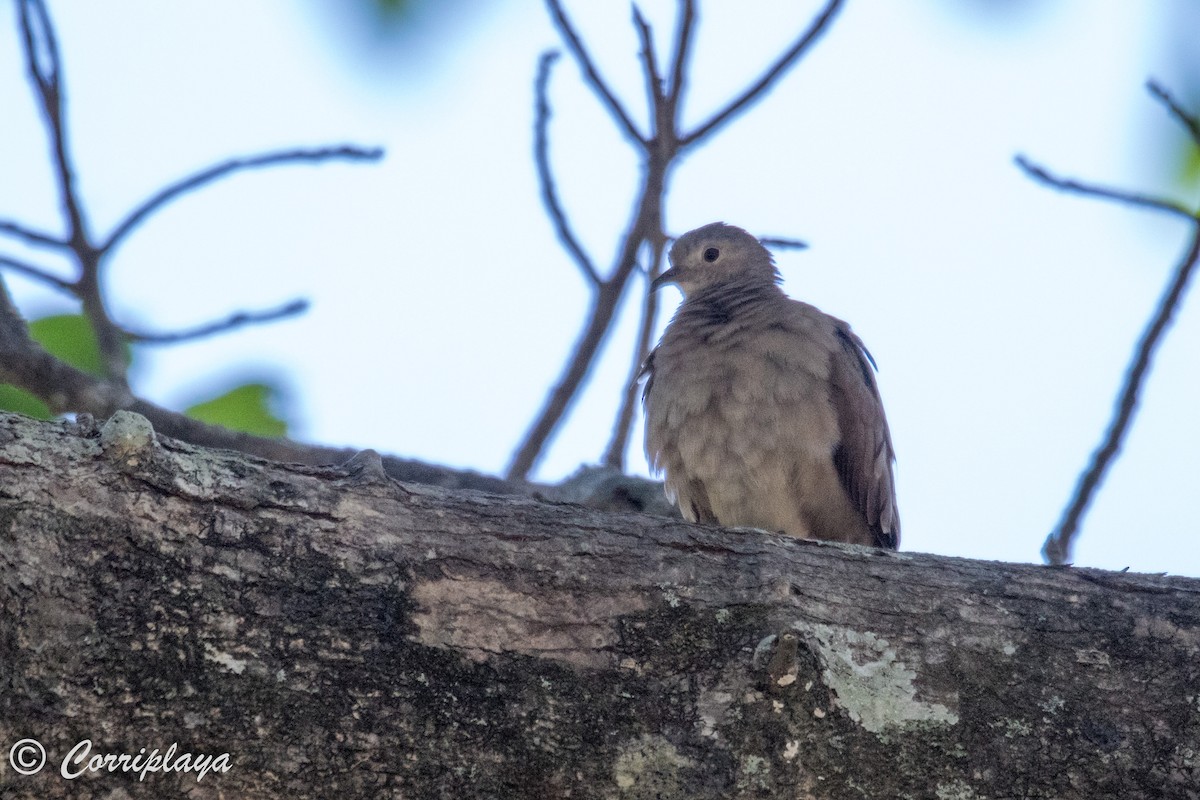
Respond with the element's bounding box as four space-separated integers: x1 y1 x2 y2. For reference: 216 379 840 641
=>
1 1 1196 574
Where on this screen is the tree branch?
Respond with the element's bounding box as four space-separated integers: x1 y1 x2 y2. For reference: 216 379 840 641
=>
507 187 665 480
603 234 667 469
666 0 696 111
512 2 843 478
0 219 68 250
15 0 129 382
680 0 844 148
0 253 74 291
122 298 309 345
632 5 665 137
101 145 385 256
5 408 1200 798
1044 220 1200 565
534 51 600 286
1147 79 1200 145
1015 155 1197 223
760 236 809 250
543 0 645 146
1021 86 1200 565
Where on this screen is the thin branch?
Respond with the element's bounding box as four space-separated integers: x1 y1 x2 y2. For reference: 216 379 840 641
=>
0 254 74 292
507 183 665 480
667 0 696 107
632 6 665 127
544 0 644 146
18 0 91 250
1147 79 1200 146
0 219 68 250
534 51 600 286
680 0 844 148
101 145 385 255
18 0 131 382
760 237 808 250
603 234 666 469
1015 155 1198 222
1043 222 1200 565
123 299 309 345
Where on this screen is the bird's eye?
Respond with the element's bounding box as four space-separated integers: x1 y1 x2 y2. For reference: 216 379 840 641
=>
703 247 719 263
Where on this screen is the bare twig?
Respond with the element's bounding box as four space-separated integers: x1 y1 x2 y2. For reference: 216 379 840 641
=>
760 237 809 250
632 6 665 135
1043 223 1200 565
1147 80 1200 145
123 299 309 345
0 220 67 250
507 185 665 480
1025 85 1200 565
681 0 844 148
534 51 600 286
667 0 696 108
1015 156 1197 223
102 146 384 255
544 0 644 145
0 254 74 292
17 0 91 251
16 0 126 381
603 234 667 469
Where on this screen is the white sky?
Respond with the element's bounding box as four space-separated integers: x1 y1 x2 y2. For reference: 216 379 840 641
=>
1 1 1196 574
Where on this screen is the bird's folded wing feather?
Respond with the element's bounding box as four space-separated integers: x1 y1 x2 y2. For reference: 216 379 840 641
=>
827 324 900 549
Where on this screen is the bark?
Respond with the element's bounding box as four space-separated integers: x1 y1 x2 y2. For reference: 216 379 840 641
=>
0 410 1197 800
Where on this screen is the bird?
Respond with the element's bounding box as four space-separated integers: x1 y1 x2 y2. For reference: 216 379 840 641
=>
641 222 899 549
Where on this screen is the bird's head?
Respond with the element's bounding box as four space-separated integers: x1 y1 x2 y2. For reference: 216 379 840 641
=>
653 222 782 297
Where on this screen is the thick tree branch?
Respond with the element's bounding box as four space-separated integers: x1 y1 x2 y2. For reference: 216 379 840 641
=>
544 0 645 146
680 0 844 148
101 146 385 256
2 410 1199 798
534 51 600 286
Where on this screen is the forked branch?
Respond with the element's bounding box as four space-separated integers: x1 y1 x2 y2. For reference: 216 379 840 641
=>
1020 81 1200 565
509 1 843 479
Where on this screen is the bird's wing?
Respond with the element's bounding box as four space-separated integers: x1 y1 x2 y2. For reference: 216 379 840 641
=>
827 324 900 549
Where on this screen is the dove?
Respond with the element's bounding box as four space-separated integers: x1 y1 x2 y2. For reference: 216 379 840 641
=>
642 222 899 548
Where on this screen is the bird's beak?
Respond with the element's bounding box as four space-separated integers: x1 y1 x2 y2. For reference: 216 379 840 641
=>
651 267 679 292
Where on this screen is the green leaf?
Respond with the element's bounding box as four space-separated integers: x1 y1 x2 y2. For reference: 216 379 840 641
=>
185 383 287 438
0 383 53 419
28 314 129 376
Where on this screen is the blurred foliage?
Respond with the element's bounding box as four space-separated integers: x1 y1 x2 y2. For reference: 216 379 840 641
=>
30 313 124 377
305 0 491 80
0 384 51 419
0 313 289 437
185 383 287 438
0 314 119 420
